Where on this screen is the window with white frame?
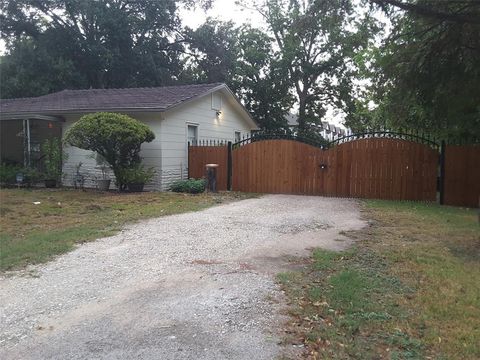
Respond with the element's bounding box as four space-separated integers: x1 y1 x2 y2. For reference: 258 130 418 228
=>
187 124 198 145
234 131 241 143
211 93 222 111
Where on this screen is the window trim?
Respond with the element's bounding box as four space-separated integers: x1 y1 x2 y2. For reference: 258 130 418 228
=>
185 121 200 147
211 93 222 111
234 130 241 143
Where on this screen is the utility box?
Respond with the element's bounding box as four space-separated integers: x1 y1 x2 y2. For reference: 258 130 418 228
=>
205 164 219 192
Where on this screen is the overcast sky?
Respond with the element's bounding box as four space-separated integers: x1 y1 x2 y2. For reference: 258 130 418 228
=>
180 0 266 29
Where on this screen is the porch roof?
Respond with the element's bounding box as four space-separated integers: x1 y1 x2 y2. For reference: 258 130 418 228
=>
0 114 64 122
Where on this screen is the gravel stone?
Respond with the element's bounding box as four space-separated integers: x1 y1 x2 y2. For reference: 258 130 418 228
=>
0 194 365 359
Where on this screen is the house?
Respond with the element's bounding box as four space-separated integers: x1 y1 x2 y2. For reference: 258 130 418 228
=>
0 83 258 190
285 114 351 141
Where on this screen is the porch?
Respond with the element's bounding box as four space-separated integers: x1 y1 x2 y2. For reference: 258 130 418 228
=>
0 115 63 168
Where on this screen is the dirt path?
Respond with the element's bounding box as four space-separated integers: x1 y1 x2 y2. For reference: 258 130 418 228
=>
0 195 365 359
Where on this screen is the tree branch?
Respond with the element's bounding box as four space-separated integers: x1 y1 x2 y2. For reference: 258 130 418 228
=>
370 0 480 25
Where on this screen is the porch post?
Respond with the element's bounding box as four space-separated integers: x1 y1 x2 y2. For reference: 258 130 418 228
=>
22 118 31 167
23 119 27 167
26 118 31 167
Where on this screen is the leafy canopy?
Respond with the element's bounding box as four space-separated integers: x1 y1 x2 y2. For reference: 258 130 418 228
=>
0 0 211 98
245 0 377 136
184 20 293 131
348 0 480 140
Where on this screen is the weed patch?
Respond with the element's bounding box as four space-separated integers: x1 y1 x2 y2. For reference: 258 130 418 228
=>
0 188 256 271
279 201 479 359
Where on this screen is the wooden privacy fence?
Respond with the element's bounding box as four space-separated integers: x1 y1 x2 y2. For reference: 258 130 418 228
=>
188 144 229 190
442 144 480 208
189 136 438 201
232 138 438 201
188 134 479 207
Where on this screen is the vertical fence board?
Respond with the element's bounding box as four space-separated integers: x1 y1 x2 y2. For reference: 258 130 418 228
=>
190 138 439 202
444 144 480 207
188 145 228 190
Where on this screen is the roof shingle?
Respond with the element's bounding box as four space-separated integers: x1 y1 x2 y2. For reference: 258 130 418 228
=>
0 83 224 115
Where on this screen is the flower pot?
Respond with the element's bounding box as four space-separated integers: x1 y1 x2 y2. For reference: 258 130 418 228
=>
44 179 57 188
127 183 145 192
96 179 111 191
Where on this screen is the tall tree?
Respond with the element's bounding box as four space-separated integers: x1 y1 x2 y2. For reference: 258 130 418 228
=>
185 20 293 130
245 0 376 135
0 0 210 98
352 0 480 139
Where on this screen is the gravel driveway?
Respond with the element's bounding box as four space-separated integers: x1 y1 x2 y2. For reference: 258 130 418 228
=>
0 195 365 359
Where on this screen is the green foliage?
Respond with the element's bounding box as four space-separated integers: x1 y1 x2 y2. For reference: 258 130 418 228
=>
350 0 480 140
185 20 293 131
169 178 206 194
22 167 43 185
64 112 155 190
247 0 378 134
41 138 67 181
0 164 43 186
116 165 155 185
0 0 212 97
0 163 21 184
0 38 81 99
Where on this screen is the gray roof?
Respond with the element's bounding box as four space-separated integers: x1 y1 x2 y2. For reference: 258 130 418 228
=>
0 83 225 115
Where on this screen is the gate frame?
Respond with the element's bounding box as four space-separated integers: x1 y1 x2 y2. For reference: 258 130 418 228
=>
188 130 479 207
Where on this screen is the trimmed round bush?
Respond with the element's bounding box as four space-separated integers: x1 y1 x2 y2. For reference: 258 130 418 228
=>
64 112 155 190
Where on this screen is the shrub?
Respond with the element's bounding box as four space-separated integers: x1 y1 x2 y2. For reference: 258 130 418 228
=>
64 112 155 190
41 138 68 181
0 163 21 184
0 164 42 186
116 165 155 185
169 178 206 194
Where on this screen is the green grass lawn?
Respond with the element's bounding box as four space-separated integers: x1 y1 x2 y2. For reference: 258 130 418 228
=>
279 201 479 359
0 188 255 271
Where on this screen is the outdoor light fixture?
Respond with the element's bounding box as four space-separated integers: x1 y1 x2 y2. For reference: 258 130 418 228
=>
216 110 222 117
320 164 327 169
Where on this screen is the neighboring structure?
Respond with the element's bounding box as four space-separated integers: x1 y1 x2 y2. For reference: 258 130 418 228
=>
286 114 351 141
0 83 257 190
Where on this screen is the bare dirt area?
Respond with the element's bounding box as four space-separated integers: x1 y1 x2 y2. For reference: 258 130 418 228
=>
0 195 365 359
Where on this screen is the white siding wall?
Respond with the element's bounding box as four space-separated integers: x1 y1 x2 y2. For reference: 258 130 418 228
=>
61 90 256 191
160 90 255 190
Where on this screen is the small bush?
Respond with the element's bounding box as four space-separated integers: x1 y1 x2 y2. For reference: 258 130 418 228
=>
116 165 155 185
0 163 21 184
41 138 68 181
169 178 206 194
0 164 42 186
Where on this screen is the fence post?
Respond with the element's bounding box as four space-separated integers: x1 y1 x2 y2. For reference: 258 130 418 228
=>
439 140 446 205
227 141 232 191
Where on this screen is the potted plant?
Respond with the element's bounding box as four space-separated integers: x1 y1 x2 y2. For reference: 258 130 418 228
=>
73 162 85 189
93 154 111 191
41 138 67 188
118 165 155 192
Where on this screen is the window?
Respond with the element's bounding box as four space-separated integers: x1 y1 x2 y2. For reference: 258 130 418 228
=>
187 124 198 145
211 93 222 111
234 131 241 143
